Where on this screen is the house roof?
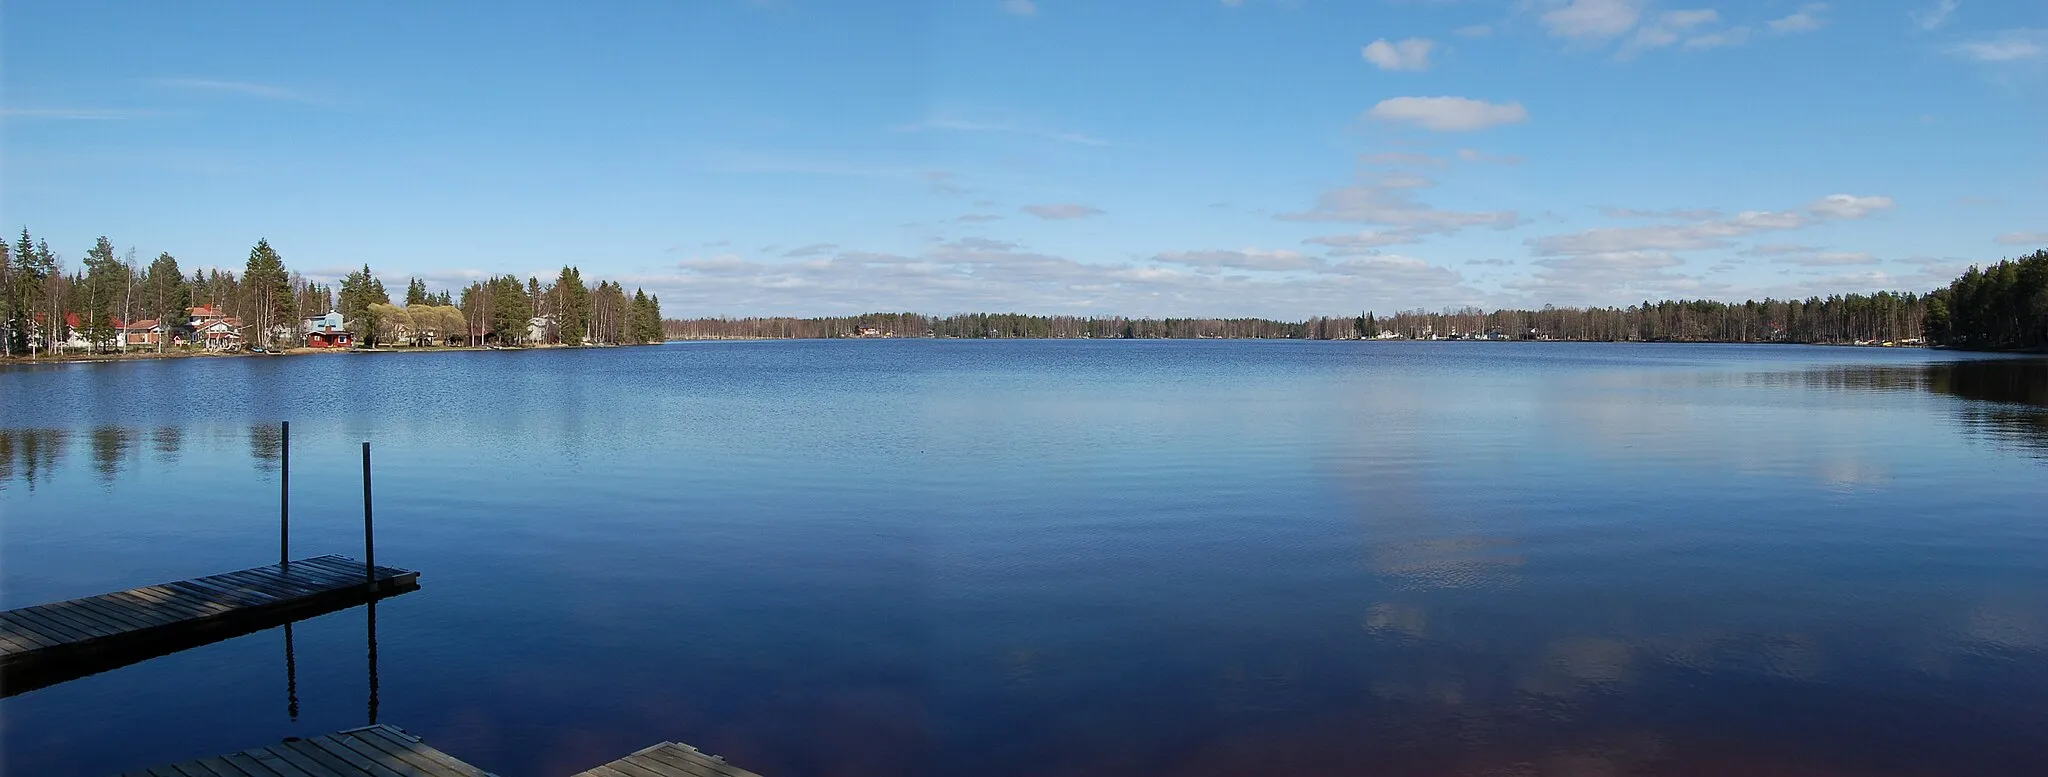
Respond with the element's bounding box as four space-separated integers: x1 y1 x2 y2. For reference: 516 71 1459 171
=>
124 319 160 331
63 312 124 329
189 304 225 318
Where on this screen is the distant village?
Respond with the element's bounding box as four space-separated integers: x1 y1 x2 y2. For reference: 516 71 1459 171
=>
19 304 585 354
3 232 670 359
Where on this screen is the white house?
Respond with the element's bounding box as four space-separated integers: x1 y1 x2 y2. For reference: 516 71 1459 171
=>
302 311 346 334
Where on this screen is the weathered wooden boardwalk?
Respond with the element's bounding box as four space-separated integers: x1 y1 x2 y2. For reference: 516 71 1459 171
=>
118 723 765 777
1 554 418 696
573 741 765 777
117 724 491 777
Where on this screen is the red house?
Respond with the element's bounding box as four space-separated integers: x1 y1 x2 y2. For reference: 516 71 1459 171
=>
307 329 354 348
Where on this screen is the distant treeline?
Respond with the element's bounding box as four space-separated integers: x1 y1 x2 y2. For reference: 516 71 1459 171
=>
669 293 1932 344
0 229 663 354
1925 249 2048 351
675 250 2048 347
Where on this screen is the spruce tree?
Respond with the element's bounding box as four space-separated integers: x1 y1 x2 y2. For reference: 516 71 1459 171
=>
78 237 126 350
243 239 294 347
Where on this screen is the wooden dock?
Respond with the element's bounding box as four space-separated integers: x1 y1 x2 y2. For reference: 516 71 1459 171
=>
117 723 765 777
117 724 490 777
573 741 765 777
1 554 418 697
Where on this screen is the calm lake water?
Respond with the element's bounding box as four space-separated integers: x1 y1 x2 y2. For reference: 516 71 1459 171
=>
3 341 2046 776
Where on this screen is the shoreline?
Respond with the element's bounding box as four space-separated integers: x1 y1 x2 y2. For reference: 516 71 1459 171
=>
9 338 2036 367
0 342 627 366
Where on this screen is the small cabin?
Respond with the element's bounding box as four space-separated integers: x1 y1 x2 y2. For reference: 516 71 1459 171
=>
307 329 354 348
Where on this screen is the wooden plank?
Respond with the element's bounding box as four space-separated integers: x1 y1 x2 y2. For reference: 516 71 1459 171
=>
195 756 264 777
309 738 425 777
214 570 325 599
2 556 419 697
28 600 127 637
352 726 490 777
68 595 171 632
0 615 62 649
575 743 763 777
322 732 449 776
594 757 672 777
637 748 740 777
294 556 386 582
170 577 288 606
640 747 749 777
162 579 277 609
104 589 219 622
6 606 100 642
263 740 377 777
31 600 130 636
273 562 368 589
245 747 323 777
219 752 293 777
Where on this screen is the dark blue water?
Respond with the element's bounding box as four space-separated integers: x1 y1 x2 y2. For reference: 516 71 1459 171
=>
3 342 2045 776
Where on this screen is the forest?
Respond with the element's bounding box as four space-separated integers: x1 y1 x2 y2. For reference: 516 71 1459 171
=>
669 292 1935 344
0 230 664 355
6 229 2043 354
1924 249 2048 351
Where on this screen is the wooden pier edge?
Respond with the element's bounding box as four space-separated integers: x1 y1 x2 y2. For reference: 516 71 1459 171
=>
0 554 419 697
115 722 766 777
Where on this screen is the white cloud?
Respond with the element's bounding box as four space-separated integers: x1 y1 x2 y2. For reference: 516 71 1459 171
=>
1683 27 1752 49
1769 3 1829 34
1543 0 1643 40
1456 148 1523 165
1000 0 1037 16
646 240 1481 318
896 118 1108 146
955 213 1005 223
1996 231 2048 246
1362 38 1436 71
1279 172 1523 236
1913 0 1960 31
1359 151 1447 167
1772 251 1880 266
1303 230 1429 254
1152 249 1323 272
782 243 839 258
1530 194 1892 257
1625 9 1728 54
1741 243 1822 256
1661 9 1719 29
151 77 318 103
1602 206 1723 219
1367 96 1529 132
1022 203 1105 220
1949 29 2047 62
1808 194 1895 219
1455 24 1494 38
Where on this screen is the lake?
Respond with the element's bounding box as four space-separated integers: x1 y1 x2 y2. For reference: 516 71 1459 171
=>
3 341 2045 776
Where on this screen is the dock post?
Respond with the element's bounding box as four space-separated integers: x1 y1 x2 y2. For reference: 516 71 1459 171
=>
362 441 374 584
280 421 290 566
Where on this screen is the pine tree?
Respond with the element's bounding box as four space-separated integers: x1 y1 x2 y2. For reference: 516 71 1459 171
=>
78 237 126 351
405 277 429 306
339 264 391 346
490 275 533 343
243 239 295 347
7 228 53 355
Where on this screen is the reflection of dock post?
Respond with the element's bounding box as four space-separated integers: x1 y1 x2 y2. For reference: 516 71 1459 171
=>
280 421 290 566
284 622 299 721
361 442 374 584
366 601 380 725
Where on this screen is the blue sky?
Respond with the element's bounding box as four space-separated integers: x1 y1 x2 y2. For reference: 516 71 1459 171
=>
4 0 2044 318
